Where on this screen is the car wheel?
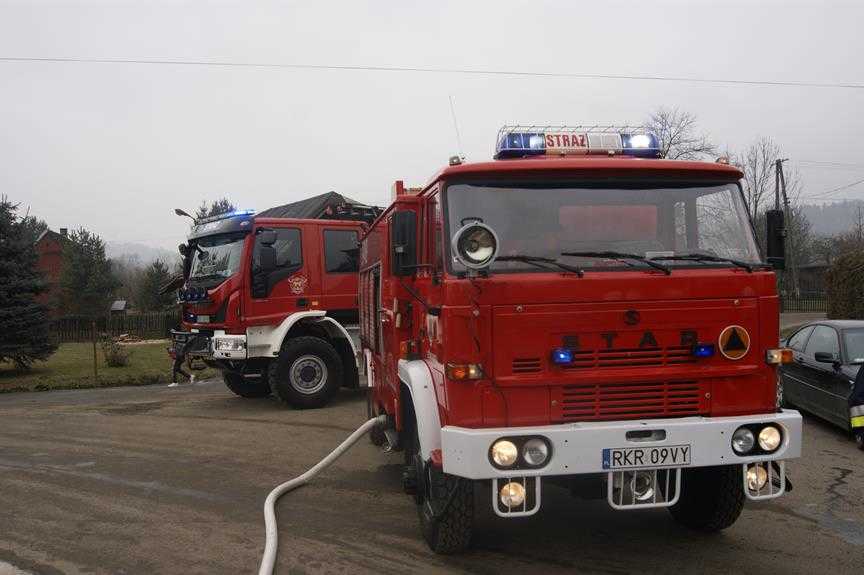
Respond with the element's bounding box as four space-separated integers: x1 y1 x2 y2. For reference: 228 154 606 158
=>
222 371 271 398
269 336 342 409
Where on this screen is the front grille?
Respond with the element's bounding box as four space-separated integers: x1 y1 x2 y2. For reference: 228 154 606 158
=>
512 357 542 374
555 380 705 422
563 346 696 370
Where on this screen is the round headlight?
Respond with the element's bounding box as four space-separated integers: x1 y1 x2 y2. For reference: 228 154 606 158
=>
731 427 755 455
522 438 549 467
746 464 769 491
499 481 526 508
490 439 518 467
758 425 782 452
452 222 499 270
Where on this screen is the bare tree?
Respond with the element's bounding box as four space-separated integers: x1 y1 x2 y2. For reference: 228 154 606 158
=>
735 137 781 218
644 107 717 160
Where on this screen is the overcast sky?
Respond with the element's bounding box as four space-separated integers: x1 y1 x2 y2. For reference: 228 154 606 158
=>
1 0 862 250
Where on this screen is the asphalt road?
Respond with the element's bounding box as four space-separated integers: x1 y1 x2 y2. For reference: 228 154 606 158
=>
0 380 861 575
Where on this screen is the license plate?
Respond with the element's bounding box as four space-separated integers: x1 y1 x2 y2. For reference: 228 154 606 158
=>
602 445 691 470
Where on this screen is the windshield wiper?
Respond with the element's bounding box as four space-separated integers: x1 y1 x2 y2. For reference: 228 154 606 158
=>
649 253 756 273
496 255 584 277
190 273 229 281
560 251 671 275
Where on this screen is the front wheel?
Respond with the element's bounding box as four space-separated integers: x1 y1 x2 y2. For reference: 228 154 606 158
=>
223 371 271 398
669 465 744 532
404 411 473 553
269 336 342 409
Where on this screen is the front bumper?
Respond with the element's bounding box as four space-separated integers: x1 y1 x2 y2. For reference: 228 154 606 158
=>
441 409 802 479
171 330 247 360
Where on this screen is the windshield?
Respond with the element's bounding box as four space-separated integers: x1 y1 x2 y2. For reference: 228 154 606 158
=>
844 329 864 364
188 234 246 281
445 181 761 272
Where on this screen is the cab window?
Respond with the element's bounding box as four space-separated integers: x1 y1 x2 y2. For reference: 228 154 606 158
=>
324 229 359 273
804 326 840 359
252 228 302 272
787 326 815 351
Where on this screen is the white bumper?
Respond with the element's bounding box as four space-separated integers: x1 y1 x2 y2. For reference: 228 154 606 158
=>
210 331 247 360
442 409 802 480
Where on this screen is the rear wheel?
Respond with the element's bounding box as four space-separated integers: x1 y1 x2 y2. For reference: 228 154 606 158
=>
669 465 744 532
404 409 473 554
269 336 342 409
222 371 271 398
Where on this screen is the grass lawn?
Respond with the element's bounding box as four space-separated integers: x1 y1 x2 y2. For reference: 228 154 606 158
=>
0 342 217 393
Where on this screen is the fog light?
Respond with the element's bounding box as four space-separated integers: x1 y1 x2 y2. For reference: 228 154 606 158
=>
499 481 526 508
522 438 549 467
746 464 769 491
758 425 782 452
490 440 518 468
633 471 655 502
731 427 755 455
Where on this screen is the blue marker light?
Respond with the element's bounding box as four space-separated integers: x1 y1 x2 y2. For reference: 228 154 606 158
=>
551 347 574 365
693 343 715 358
495 132 547 159
621 132 661 158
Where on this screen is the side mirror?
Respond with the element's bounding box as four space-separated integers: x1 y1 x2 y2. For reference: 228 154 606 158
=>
765 209 786 270
258 229 277 246
258 245 277 273
391 210 417 277
814 351 838 364
178 244 189 257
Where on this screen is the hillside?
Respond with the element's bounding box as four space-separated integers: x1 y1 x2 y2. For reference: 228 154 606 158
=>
800 200 864 236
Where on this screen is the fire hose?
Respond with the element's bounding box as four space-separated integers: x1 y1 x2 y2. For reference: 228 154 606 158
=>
257 414 389 575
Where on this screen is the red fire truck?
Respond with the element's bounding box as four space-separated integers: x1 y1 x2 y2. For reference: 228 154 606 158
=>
172 199 378 408
359 126 803 553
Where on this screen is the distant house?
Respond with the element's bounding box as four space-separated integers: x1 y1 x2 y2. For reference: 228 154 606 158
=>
109 300 128 315
34 228 68 315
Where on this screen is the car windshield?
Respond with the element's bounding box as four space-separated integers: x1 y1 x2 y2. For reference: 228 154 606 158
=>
844 329 864 363
189 234 246 280
445 181 762 273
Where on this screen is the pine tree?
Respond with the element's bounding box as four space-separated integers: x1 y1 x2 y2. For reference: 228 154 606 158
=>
60 228 120 317
135 259 174 311
0 197 57 368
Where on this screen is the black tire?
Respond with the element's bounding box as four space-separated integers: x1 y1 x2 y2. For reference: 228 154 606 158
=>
669 465 744 532
404 409 473 554
222 371 271 398
268 336 342 409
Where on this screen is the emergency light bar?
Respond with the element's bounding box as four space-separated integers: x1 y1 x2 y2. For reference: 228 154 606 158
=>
195 209 256 225
494 125 661 159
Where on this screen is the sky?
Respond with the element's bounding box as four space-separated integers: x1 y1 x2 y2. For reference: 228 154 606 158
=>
1 0 863 251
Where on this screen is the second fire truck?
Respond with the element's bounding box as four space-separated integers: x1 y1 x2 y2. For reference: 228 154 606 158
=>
359 126 803 552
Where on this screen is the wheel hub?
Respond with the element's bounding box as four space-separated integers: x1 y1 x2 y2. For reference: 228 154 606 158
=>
288 355 328 395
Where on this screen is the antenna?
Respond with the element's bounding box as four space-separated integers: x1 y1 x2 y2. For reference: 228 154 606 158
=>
448 95 465 160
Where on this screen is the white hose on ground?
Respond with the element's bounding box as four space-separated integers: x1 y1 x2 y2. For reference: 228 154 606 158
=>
257 414 389 575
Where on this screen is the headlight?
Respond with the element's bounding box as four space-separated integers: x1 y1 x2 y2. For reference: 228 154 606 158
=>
452 221 499 270
522 438 549 466
746 464 769 491
499 481 526 508
213 338 245 351
731 427 755 455
758 425 782 452
490 439 518 467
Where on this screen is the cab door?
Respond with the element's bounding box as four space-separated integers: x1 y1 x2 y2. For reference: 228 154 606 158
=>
319 226 360 318
245 225 311 325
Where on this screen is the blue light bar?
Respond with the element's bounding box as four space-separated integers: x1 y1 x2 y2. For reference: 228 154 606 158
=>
621 132 661 158
496 132 546 159
494 125 661 159
551 347 574 365
693 343 715 358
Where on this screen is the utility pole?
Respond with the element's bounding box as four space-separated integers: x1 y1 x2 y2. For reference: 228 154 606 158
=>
776 158 799 297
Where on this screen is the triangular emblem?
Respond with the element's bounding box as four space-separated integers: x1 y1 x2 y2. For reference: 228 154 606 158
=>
724 329 747 352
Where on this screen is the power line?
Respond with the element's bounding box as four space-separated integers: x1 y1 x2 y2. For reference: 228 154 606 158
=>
796 160 864 170
803 177 864 199
1 56 864 90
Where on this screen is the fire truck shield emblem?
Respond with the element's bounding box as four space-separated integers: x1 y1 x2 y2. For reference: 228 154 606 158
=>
718 325 750 360
288 275 308 295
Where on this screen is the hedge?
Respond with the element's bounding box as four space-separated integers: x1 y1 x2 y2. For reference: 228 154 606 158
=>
826 251 864 320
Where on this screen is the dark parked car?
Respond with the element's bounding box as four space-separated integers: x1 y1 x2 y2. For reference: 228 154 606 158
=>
780 320 864 449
